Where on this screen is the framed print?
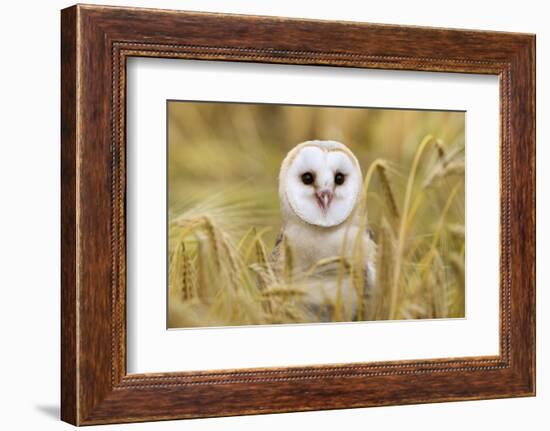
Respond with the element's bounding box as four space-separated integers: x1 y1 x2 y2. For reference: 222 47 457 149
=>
61 4 536 425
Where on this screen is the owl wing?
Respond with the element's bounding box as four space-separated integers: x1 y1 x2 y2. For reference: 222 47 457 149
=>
359 231 377 321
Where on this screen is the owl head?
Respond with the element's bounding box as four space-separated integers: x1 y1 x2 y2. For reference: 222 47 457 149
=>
279 140 363 228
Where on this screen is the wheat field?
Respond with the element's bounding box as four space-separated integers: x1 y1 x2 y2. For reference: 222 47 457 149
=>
167 102 465 328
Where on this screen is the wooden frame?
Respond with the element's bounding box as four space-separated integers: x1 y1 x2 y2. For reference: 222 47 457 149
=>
61 4 535 425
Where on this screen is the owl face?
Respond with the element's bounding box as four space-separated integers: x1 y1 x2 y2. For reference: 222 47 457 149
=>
280 141 362 227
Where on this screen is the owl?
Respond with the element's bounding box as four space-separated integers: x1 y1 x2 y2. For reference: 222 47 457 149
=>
271 140 376 321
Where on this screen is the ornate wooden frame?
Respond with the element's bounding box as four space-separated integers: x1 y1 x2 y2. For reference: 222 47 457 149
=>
61 4 535 425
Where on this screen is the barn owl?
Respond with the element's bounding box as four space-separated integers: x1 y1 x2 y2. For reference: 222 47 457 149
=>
271 140 376 321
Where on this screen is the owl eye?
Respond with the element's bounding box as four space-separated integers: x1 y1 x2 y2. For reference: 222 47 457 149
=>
301 172 315 185
334 172 345 185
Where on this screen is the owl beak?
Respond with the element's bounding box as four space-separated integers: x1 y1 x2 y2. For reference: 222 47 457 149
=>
316 189 333 211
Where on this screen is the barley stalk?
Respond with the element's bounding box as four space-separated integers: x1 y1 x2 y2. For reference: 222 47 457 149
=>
376 163 400 219
389 134 436 320
374 218 395 320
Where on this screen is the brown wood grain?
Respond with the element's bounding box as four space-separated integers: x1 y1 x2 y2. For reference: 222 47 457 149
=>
61 4 535 425
60 5 78 425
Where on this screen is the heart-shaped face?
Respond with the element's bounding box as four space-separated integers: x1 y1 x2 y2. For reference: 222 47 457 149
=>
280 141 362 227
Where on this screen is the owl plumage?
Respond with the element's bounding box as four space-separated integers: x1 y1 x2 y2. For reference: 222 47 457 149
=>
271 140 376 321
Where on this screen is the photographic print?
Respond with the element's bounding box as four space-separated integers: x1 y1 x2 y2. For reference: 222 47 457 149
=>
168 101 465 329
